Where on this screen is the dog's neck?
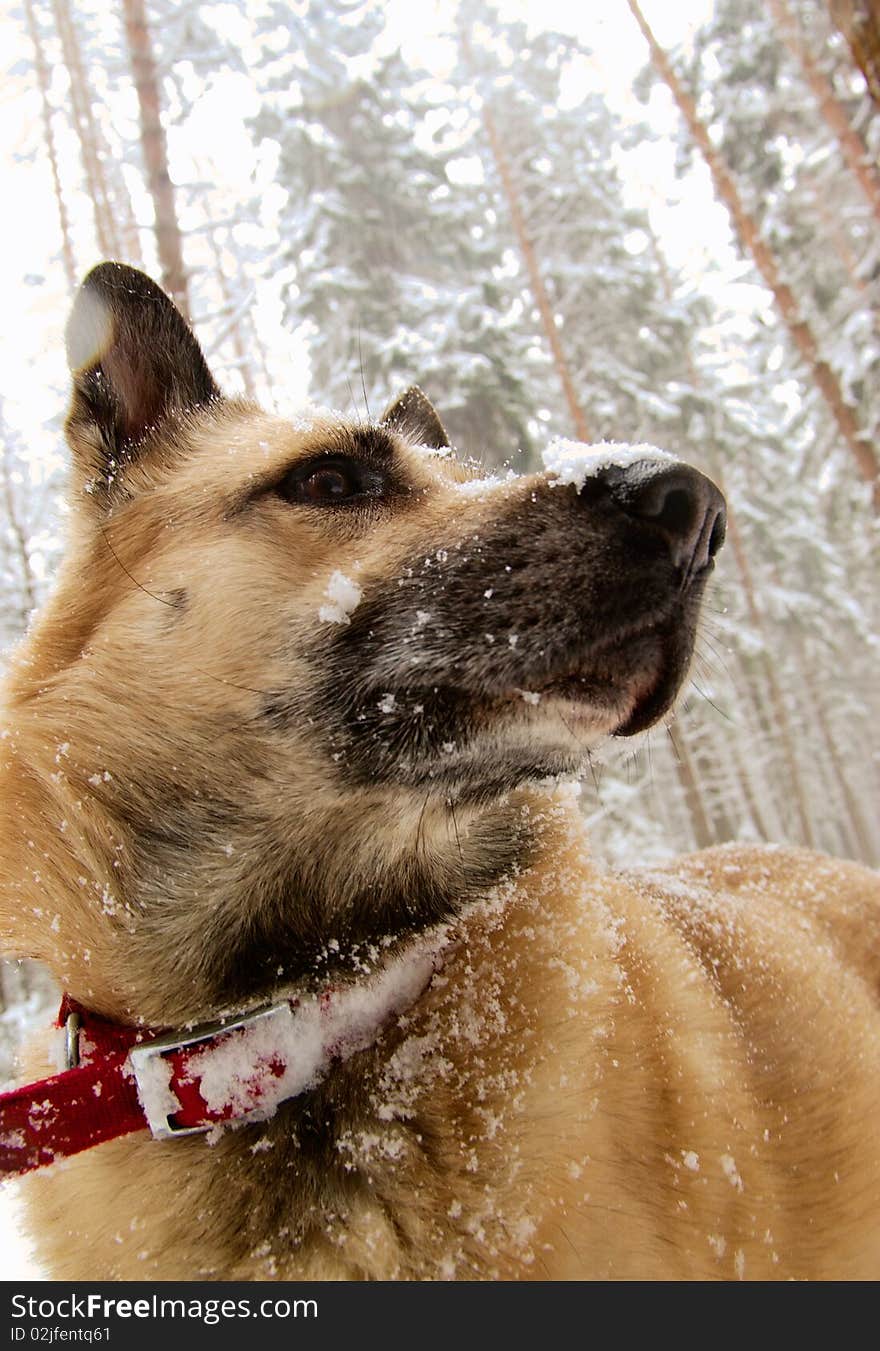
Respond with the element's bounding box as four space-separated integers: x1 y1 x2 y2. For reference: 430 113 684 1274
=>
121 787 533 1026
138 786 589 1280
0 726 537 1030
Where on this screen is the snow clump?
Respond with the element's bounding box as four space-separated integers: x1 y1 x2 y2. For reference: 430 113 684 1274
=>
319 571 362 625
542 438 677 491
454 469 518 498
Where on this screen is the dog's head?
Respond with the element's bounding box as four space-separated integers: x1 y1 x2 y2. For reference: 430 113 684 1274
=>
3 264 724 1020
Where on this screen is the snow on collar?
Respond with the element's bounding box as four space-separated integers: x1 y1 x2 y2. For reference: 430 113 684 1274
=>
0 932 447 1177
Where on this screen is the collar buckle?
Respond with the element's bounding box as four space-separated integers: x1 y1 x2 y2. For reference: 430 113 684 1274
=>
64 1009 81 1070
128 999 295 1139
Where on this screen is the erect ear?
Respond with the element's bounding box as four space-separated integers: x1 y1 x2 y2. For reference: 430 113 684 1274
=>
65 262 221 500
380 385 450 450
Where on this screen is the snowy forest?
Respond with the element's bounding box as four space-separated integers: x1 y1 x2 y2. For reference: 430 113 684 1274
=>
0 0 878 1079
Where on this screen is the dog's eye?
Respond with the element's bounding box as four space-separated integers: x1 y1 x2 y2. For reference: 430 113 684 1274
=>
298 466 357 503
277 457 378 507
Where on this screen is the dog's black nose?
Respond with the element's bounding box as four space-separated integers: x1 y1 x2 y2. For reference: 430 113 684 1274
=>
586 460 726 574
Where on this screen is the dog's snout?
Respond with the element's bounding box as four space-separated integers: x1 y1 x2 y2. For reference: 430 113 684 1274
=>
585 461 726 574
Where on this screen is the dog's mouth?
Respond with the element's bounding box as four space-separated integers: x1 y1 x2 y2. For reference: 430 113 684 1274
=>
475 626 676 740
315 586 701 775
503 623 683 737
337 618 687 769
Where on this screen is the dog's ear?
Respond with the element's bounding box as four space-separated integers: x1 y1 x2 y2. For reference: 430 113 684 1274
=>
381 386 450 450
65 262 221 502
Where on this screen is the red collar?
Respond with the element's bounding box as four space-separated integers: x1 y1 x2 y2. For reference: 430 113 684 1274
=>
0 938 445 1177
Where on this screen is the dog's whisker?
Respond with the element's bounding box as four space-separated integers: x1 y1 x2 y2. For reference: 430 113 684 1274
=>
357 324 371 423
344 372 363 423
192 668 274 698
415 790 431 859
100 528 180 609
695 636 736 687
585 749 604 802
691 648 719 680
447 796 465 867
558 708 589 755
687 676 733 723
553 1220 585 1265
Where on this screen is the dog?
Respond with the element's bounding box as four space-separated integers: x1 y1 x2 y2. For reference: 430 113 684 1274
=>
1 261 879 1281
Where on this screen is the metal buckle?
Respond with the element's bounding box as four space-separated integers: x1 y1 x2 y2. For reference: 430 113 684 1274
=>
64 1011 81 1070
128 999 295 1140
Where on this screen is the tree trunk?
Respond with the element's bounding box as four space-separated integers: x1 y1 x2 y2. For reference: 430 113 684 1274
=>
724 504 819 847
0 404 38 622
23 0 77 289
626 0 880 512
645 224 818 846
204 224 259 398
666 719 716 848
770 0 880 225
121 0 190 318
48 0 143 270
459 34 591 443
51 0 118 258
810 171 871 296
829 0 880 110
726 723 780 841
813 696 878 862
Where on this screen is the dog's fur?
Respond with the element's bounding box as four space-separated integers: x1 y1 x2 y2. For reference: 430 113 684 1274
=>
3 263 880 1280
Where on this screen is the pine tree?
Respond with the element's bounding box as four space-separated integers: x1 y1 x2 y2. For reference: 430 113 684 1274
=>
458 26 591 442
769 0 880 223
122 0 190 316
640 0 879 859
455 11 713 452
22 0 77 289
452 3 879 862
627 0 880 511
252 0 535 464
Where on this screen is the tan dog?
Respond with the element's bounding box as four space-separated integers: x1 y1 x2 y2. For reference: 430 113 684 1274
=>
2 263 879 1281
